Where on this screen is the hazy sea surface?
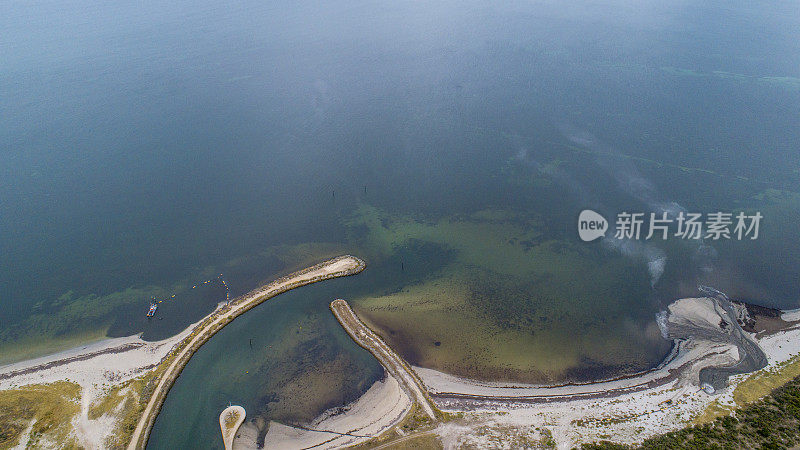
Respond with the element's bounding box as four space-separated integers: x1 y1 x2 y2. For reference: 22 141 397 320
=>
2 0 799 447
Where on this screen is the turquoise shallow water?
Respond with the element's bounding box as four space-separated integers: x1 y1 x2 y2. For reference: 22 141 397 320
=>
2 0 799 446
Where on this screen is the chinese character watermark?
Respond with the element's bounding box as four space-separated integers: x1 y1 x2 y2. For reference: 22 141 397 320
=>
579 209 761 242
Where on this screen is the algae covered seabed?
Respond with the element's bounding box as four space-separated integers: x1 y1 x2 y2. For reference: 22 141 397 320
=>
346 204 668 383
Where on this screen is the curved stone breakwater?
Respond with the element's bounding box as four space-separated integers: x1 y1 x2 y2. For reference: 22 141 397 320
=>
331 299 437 420
127 255 366 450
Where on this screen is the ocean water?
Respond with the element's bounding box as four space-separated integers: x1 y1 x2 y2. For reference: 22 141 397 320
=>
2 0 799 446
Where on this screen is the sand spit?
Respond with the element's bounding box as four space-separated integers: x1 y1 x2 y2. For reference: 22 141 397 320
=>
257 298 438 450
220 405 246 450
258 373 412 449
331 299 436 420
419 296 759 403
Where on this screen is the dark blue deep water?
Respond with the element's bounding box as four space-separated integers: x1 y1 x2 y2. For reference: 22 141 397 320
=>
2 0 799 447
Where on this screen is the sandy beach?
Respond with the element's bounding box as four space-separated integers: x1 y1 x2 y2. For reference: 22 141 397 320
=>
258 372 412 449
415 297 742 402
0 314 203 449
425 321 800 449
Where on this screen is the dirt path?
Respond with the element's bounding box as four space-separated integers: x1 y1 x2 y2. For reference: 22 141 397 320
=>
370 431 436 450
126 256 365 450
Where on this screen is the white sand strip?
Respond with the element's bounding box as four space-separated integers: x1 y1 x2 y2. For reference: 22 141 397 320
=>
0 321 198 392
781 308 800 322
415 339 717 400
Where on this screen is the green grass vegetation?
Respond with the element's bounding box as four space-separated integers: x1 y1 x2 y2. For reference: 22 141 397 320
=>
89 382 133 421
0 381 82 449
0 356 167 449
734 354 800 407
382 432 443 449
223 411 240 429
582 371 800 449
351 404 437 449
397 406 435 436
692 400 734 425
99 372 157 449
85 374 159 449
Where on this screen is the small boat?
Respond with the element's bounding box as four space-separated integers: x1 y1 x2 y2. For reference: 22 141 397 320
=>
147 302 158 318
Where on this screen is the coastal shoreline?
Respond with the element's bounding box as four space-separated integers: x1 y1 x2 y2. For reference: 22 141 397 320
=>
268 295 800 449
256 298 437 450
3 273 799 449
0 255 366 450
127 255 366 450
0 338 145 383
418 297 800 448
0 317 201 449
257 373 412 449
414 297 787 405
435 320 800 448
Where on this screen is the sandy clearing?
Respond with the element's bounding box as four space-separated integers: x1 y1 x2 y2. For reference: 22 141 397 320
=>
668 297 724 330
0 313 203 448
